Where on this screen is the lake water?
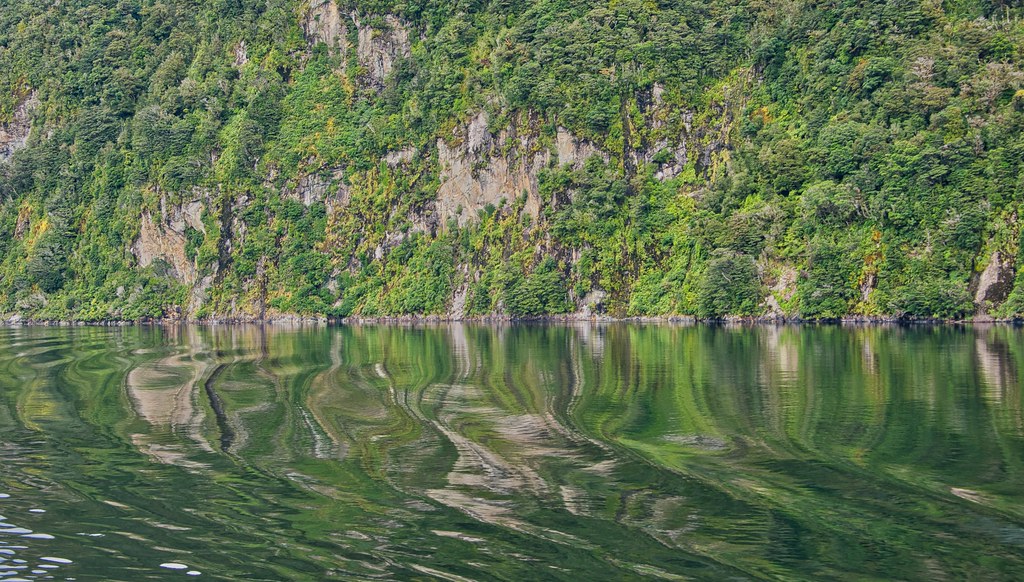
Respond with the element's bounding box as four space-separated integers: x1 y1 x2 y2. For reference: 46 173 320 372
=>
0 324 1022 580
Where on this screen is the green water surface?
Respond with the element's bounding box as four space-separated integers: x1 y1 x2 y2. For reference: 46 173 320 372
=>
0 324 1022 580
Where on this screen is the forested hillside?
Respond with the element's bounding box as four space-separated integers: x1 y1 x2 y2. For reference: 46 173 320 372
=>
0 0 1022 321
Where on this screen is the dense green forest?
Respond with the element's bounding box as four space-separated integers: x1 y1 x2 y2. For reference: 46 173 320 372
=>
0 0 1022 321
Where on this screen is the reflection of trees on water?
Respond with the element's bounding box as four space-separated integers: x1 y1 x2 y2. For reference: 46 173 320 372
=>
363 325 613 536
5 324 1024 579
121 326 349 465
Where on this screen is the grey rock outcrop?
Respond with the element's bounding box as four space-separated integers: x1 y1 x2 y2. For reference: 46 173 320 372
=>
355 13 411 86
974 250 1014 313
300 3 412 87
134 212 197 286
0 91 38 163
302 0 348 56
434 113 612 229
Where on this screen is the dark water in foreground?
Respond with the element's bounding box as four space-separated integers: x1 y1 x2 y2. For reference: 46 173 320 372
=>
0 324 1023 581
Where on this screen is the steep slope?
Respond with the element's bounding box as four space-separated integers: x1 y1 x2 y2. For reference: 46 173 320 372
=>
0 0 1022 321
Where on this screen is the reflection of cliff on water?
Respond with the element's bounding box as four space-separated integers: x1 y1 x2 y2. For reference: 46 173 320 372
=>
125 326 214 467
570 325 1024 577
124 324 1024 578
0 324 1023 579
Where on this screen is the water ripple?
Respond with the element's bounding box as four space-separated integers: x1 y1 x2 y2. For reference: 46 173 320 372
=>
0 325 1020 579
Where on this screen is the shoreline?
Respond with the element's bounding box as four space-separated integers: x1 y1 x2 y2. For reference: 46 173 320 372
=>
1 313 1021 327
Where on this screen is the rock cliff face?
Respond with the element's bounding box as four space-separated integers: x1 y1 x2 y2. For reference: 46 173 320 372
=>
134 193 205 282
288 170 344 206
0 91 37 163
354 13 410 86
134 211 197 287
555 127 606 169
435 112 544 228
5 0 1017 324
301 1 411 87
302 0 347 56
434 113 614 228
132 194 220 318
974 250 1015 314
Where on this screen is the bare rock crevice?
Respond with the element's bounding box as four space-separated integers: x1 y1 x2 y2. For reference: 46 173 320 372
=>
301 0 348 57
434 113 616 229
0 91 38 163
973 250 1014 314
134 194 208 292
300 2 412 87
134 212 197 286
354 13 411 86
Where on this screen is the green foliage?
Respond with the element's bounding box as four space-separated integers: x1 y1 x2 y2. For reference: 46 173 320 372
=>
503 257 570 317
798 240 859 319
876 252 974 319
26 220 74 293
695 251 762 318
0 0 1021 320
382 236 456 314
